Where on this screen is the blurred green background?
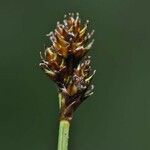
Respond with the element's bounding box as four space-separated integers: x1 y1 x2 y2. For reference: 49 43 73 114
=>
0 0 150 150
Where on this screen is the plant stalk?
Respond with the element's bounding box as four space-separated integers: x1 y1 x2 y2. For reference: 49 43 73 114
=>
57 120 70 150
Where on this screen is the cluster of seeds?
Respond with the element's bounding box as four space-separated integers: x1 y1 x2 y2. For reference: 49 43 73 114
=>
40 13 95 121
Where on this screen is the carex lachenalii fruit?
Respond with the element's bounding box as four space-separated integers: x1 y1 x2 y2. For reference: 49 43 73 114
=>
40 13 96 121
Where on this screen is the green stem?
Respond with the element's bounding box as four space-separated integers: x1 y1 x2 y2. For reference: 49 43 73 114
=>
58 120 70 150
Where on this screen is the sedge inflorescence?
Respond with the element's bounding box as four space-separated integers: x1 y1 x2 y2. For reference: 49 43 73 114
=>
40 13 95 121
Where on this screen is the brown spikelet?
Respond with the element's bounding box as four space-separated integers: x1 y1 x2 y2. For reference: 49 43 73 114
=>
39 13 96 121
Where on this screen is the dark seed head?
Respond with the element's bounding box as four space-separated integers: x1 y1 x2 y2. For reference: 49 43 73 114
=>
39 13 95 121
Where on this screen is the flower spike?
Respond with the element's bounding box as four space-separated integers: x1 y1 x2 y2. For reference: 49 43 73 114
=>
40 13 95 121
